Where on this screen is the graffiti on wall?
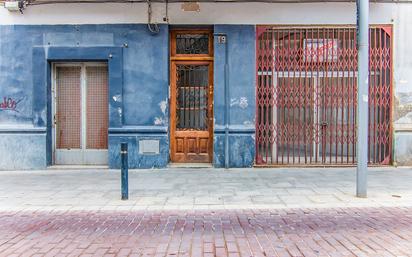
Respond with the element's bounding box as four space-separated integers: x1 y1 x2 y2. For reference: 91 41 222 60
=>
0 97 23 112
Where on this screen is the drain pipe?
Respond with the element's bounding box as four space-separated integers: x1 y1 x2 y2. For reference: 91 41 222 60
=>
214 33 230 169
356 0 369 198
224 35 230 169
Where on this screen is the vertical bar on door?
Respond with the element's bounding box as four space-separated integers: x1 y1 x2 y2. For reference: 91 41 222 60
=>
301 28 307 164
345 28 350 164
371 28 376 163
292 29 296 164
272 30 278 164
352 28 357 164
328 28 333 164
380 27 385 162
315 28 320 163
286 29 290 164
339 29 344 164
267 31 271 163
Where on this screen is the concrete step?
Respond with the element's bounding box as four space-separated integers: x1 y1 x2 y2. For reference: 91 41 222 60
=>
168 163 213 169
47 165 109 170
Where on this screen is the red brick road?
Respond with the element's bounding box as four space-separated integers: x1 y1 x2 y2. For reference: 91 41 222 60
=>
1 208 412 257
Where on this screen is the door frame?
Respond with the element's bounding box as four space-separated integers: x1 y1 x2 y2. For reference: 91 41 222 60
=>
51 62 109 165
170 60 214 163
169 29 214 163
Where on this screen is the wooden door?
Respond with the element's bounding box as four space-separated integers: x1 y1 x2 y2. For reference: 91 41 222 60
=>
170 61 213 162
170 29 214 163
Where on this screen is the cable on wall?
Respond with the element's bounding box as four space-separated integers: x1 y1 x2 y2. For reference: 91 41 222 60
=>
163 0 169 23
147 0 160 34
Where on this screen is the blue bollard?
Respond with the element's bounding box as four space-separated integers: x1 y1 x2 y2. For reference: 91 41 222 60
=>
120 142 128 200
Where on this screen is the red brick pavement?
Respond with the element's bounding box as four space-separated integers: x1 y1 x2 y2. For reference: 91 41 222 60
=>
0 208 412 257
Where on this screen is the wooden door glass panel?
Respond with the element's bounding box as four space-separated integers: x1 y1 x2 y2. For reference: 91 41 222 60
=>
176 34 209 55
171 62 213 163
56 66 81 149
176 64 209 130
86 66 108 149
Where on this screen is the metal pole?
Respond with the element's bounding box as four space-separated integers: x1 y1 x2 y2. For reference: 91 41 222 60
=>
356 0 369 198
121 142 129 200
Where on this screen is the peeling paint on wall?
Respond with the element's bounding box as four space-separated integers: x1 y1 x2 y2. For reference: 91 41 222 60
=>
396 112 412 124
239 97 248 109
230 97 248 109
395 132 412 166
154 117 165 125
33 108 46 126
159 100 167 115
394 93 412 125
112 94 122 102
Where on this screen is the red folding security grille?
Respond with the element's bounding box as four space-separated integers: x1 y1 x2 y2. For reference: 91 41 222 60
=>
256 26 392 166
86 66 108 149
56 66 82 149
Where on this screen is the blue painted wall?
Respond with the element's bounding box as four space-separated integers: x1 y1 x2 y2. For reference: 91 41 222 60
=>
0 24 257 169
213 25 256 167
0 24 169 169
0 130 46 170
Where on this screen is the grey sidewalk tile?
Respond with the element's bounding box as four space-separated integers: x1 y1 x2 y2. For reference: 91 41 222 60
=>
1 167 412 210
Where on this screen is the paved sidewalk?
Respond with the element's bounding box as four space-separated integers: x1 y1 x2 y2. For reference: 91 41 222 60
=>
1 207 412 257
0 167 411 211
1 167 412 257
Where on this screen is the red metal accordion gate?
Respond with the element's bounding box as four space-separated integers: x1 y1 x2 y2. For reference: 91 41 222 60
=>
256 26 392 166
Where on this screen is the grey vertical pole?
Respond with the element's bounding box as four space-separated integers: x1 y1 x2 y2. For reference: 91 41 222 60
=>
356 0 369 198
121 142 129 200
